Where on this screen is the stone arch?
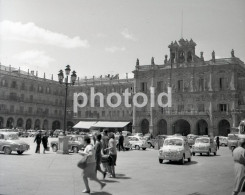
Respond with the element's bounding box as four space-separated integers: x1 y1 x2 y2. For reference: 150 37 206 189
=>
17 118 24 129
196 119 209 135
157 119 167 135
0 117 4 128
6 117 14 128
141 119 149 135
42 119 49 130
173 119 191 136
34 119 41 130
52 120 61 130
26 119 32 130
187 51 192 62
67 121 74 131
218 119 230 136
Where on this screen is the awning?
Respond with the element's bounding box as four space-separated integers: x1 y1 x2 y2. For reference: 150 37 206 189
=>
73 121 97 129
91 121 130 128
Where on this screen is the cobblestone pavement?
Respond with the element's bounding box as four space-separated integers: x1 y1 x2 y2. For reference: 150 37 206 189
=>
0 137 234 195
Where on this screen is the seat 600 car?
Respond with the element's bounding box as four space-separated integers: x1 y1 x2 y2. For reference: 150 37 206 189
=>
158 136 192 164
50 135 85 153
128 136 149 150
192 136 217 156
0 132 30 155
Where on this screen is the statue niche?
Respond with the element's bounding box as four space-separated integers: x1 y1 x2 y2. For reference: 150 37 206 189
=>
187 51 192 62
179 51 185 63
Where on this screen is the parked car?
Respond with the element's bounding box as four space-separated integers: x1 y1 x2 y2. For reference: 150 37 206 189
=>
115 134 132 150
192 136 217 156
187 134 199 147
214 136 228 147
20 131 29 137
228 133 238 151
27 130 37 137
0 132 30 155
128 136 149 150
53 130 63 137
158 136 192 164
50 135 85 153
147 135 169 149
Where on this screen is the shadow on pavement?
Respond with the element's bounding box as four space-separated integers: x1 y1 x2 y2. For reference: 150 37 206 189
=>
114 173 131 179
163 160 198 166
90 192 113 195
0 153 31 156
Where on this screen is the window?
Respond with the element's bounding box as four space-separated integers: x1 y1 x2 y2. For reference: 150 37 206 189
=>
11 81 17 88
199 78 204 91
10 105 15 112
157 81 163 92
29 95 33 102
28 107 33 114
197 104 205 112
219 104 227 112
29 84 34 91
21 83 25 90
219 78 225 90
20 94 24 101
102 111 105 117
178 104 184 112
178 80 183 92
141 82 147 92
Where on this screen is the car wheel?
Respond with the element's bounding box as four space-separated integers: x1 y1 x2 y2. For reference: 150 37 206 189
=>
142 148 146 150
214 152 216 156
200 153 202 156
17 151 24 155
73 146 78 153
181 156 185 165
135 145 140 150
159 159 163 164
125 148 130 151
4 147 12 155
52 145 58 152
188 156 191 162
207 150 210 156
192 152 195 156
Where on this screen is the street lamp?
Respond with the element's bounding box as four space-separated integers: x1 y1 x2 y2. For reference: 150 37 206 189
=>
57 65 77 154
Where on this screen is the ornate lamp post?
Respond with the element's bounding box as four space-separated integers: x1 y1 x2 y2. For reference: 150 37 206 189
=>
57 65 77 154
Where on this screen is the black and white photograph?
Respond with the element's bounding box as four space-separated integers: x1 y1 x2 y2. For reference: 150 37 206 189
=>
0 0 245 195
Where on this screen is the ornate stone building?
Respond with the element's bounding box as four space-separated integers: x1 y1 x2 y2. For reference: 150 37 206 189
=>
133 38 245 137
0 65 65 130
69 75 134 128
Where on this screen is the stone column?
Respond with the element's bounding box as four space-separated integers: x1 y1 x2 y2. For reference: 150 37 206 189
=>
209 71 213 91
208 101 214 137
132 77 137 134
230 71 235 90
149 74 155 135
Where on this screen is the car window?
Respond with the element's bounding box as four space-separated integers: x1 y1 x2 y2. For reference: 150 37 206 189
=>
196 138 209 143
0 134 4 139
6 134 19 140
164 139 183 146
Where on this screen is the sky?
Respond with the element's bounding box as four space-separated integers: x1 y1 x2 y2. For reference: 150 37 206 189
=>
0 0 245 81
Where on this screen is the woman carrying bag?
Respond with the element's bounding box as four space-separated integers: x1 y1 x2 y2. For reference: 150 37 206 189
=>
78 135 106 193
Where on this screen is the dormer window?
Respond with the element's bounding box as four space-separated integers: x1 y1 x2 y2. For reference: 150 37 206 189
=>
187 51 192 62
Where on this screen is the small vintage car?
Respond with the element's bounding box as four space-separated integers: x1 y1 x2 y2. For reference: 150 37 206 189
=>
50 135 85 153
192 136 217 156
158 136 192 164
128 136 149 150
187 134 199 147
228 133 238 151
0 132 30 155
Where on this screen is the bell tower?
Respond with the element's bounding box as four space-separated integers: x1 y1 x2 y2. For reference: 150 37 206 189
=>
168 38 196 64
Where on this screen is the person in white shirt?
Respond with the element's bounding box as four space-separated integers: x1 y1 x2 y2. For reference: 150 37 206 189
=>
79 135 106 193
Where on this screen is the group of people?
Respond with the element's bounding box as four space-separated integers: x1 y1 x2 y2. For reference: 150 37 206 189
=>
79 129 117 193
34 130 49 154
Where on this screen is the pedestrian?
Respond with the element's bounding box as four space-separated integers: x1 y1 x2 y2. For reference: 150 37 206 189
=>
216 136 220 150
94 133 107 179
232 138 245 195
42 131 49 154
105 132 117 178
101 129 110 174
34 130 42 153
118 131 125 151
79 135 106 193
